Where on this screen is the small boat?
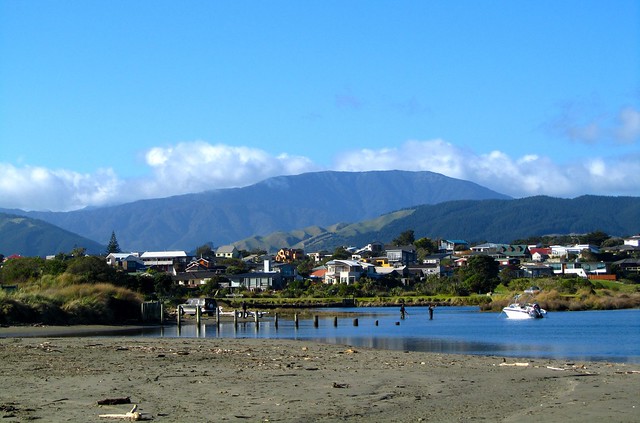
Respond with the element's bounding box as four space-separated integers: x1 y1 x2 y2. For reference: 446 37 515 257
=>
217 306 268 319
502 295 546 319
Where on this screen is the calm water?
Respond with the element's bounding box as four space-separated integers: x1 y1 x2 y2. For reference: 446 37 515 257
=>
141 307 640 364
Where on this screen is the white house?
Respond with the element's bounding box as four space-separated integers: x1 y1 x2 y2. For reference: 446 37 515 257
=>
324 260 376 284
624 235 640 247
140 251 189 274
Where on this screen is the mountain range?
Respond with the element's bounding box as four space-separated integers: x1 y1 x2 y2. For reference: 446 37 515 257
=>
0 170 509 254
234 195 640 252
1 171 639 258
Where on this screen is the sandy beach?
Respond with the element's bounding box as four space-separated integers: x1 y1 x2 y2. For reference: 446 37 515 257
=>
0 327 638 422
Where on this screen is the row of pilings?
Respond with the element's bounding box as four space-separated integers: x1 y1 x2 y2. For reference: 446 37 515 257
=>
175 306 365 330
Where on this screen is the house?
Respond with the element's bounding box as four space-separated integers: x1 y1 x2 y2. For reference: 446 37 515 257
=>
623 235 640 248
530 248 552 262
470 243 507 253
407 263 449 280
439 239 469 253
172 271 223 288
307 251 331 263
385 246 417 265
354 241 385 256
271 261 299 283
226 271 283 291
309 266 327 281
375 265 407 283
185 257 216 272
551 244 600 257
520 263 554 278
324 259 376 284
546 261 609 278
613 258 640 274
105 253 145 272
496 245 530 259
140 251 189 274
275 248 305 263
216 245 241 259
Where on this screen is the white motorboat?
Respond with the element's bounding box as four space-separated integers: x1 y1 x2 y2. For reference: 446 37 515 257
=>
502 296 546 319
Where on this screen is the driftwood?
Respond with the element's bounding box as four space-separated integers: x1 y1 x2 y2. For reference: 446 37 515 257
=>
98 404 152 421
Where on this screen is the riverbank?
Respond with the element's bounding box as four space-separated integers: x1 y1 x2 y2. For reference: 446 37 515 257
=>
0 331 638 422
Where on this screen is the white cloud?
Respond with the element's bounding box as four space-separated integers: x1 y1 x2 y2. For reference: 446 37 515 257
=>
616 107 640 143
1 139 639 212
334 139 640 198
548 104 640 145
0 164 123 211
140 141 318 196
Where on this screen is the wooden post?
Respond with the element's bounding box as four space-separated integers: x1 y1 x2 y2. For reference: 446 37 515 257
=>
294 313 299 328
333 316 338 327
196 306 201 326
274 313 279 329
254 310 259 329
375 320 379 326
353 318 358 327
313 315 319 327
160 303 164 325
215 306 220 326
176 306 182 327
234 310 238 327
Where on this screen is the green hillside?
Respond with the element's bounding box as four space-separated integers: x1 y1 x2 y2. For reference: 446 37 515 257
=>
0 213 105 257
235 195 640 252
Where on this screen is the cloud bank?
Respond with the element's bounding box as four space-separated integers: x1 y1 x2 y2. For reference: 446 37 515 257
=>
1 135 639 212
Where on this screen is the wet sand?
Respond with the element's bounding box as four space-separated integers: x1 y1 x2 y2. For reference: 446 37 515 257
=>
0 326 638 422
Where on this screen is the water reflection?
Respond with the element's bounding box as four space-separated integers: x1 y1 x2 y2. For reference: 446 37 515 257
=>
133 307 639 363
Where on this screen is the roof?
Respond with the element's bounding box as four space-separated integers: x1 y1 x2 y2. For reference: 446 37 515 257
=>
309 269 327 278
107 253 139 259
327 259 364 267
216 245 237 253
140 251 188 258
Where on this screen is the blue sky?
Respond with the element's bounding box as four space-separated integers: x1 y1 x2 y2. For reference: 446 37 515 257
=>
1 1 639 211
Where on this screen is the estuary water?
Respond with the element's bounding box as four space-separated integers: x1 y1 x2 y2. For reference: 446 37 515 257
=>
142 307 640 364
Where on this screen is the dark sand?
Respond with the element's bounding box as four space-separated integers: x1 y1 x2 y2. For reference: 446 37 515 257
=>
0 326 638 422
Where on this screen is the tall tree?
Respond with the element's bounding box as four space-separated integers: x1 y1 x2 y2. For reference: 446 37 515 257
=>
393 230 415 246
106 231 121 254
195 243 214 258
460 255 500 294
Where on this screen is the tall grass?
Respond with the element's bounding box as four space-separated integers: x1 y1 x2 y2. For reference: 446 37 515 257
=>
0 283 143 325
481 288 640 312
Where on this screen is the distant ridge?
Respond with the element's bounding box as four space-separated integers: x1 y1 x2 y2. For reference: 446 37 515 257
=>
234 195 640 252
1 170 510 252
0 213 105 257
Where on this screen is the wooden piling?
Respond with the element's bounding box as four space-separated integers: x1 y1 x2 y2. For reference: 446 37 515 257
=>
294 313 299 328
274 313 279 329
375 320 378 326
353 318 359 326
215 306 220 326
254 310 259 329
196 307 201 326
333 316 338 327
313 315 319 328
176 306 182 326
234 310 238 327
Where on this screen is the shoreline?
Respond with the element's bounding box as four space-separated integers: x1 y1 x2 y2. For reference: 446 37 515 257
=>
1 326 639 421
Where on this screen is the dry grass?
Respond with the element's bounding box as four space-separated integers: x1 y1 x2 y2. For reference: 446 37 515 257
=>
0 283 143 325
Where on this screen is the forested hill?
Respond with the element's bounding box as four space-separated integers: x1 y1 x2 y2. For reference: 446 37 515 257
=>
2 170 510 251
235 195 640 252
0 213 105 257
